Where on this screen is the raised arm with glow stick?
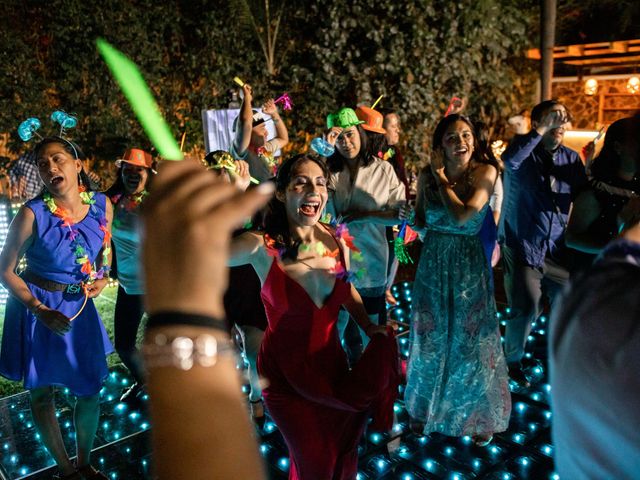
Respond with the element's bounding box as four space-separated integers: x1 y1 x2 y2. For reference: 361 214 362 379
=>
97 39 266 480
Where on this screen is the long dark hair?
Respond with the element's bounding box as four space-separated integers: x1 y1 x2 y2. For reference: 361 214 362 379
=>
264 154 330 260
590 115 640 182
104 170 127 199
104 164 155 201
33 136 93 193
366 131 390 160
474 121 504 172
326 125 372 173
425 114 499 200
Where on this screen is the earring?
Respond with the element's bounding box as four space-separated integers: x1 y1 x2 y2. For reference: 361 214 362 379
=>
78 173 87 193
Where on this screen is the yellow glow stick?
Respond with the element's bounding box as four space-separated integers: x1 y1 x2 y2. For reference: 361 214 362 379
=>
225 165 259 184
233 76 245 87
211 154 259 184
371 94 384 110
180 131 186 152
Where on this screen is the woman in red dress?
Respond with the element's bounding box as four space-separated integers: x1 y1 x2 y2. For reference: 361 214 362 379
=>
229 154 399 480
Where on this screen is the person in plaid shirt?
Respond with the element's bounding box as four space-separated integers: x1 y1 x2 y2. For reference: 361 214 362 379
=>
9 150 42 200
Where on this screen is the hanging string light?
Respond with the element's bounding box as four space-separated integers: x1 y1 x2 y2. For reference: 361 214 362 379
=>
626 76 640 94
584 78 598 96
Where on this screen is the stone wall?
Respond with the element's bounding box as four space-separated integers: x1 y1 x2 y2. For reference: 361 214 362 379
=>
552 78 640 129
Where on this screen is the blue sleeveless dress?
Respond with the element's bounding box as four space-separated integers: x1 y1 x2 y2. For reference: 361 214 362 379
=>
405 202 511 436
0 194 114 396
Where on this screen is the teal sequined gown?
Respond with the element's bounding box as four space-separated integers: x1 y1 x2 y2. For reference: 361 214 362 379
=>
405 202 511 436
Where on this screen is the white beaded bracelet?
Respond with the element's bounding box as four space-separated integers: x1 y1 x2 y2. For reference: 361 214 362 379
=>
142 333 236 371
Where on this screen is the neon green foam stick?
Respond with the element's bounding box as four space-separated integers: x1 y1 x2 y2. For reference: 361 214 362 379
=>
96 38 183 160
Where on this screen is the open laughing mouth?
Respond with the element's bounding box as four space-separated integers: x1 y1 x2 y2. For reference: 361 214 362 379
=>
125 175 141 189
50 175 64 186
299 201 320 217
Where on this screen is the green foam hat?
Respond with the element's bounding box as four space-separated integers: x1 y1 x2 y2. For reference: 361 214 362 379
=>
326 108 365 129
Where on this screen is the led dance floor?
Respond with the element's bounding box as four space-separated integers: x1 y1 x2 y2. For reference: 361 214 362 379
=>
0 282 558 480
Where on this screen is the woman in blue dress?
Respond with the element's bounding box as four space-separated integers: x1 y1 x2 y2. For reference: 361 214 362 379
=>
0 137 113 479
405 114 511 446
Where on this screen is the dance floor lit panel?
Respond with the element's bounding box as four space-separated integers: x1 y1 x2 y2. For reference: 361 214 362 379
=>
0 372 153 479
0 282 558 479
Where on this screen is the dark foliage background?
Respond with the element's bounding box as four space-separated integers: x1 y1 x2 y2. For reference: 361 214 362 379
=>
1 0 549 164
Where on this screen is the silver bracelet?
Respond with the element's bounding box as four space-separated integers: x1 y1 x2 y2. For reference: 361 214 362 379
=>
143 333 236 371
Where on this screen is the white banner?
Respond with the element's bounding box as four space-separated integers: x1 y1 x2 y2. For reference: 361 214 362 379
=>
201 108 279 155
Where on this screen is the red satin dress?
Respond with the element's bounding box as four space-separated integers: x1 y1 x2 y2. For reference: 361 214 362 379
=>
258 248 399 480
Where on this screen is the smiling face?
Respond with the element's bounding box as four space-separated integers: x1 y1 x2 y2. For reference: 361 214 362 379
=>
277 159 328 227
335 126 362 159
36 142 82 195
441 120 475 166
121 163 150 195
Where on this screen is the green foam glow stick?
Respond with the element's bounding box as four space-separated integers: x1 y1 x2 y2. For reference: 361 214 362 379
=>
96 38 183 160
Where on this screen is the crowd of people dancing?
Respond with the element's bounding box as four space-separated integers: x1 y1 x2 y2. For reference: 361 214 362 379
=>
0 85 638 480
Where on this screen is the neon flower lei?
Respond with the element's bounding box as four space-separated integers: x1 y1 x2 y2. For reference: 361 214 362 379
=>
328 222 366 282
264 219 365 283
112 191 148 212
111 191 148 228
43 191 111 282
255 146 278 172
377 147 395 161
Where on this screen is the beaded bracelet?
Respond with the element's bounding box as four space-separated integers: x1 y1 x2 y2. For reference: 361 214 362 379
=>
142 332 236 371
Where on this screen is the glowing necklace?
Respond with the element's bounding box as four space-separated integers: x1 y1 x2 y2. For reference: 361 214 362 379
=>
377 147 395 161
122 190 148 211
43 191 111 282
254 145 278 172
111 191 148 228
264 222 365 282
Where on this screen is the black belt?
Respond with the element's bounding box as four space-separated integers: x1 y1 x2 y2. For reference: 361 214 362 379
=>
21 271 85 294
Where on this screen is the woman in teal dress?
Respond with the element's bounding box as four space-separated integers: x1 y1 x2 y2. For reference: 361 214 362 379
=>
405 115 511 446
